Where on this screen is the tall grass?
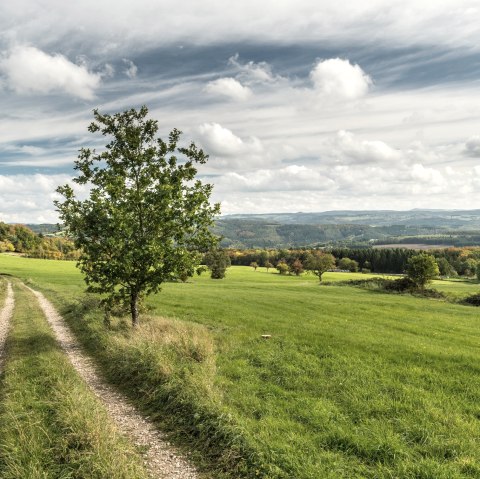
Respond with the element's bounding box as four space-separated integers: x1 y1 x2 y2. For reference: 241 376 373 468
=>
0 282 149 479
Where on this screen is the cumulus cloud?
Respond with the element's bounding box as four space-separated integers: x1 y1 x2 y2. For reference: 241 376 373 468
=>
196 123 262 160
310 58 372 101
0 46 101 99
204 77 252 101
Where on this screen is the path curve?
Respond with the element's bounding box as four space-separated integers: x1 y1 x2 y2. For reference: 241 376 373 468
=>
26 285 198 479
0 282 14 371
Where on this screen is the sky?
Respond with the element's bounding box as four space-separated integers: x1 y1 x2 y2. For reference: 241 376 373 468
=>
1 0 480 223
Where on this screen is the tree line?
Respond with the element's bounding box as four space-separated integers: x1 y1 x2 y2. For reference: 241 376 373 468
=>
0 222 79 260
226 246 480 278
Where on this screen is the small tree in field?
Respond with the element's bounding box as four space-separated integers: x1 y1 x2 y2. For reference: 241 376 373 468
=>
55 107 220 327
305 251 335 282
276 260 289 275
250 261 259 271
265 261 273 272
406 253 439 290
205 249 231 279
290 258 304 276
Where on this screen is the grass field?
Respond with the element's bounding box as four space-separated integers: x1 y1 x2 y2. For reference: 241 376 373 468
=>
0 277 148 478
1 255 480 478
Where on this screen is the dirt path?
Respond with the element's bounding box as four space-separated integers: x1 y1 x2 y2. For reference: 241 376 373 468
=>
0 282 14 371
26 285 199 479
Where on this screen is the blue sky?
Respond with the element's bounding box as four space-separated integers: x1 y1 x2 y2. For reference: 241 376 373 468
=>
1 0 480 222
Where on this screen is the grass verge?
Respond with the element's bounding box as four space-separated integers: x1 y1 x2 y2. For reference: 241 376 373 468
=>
0 282 149 479
60 298 274 478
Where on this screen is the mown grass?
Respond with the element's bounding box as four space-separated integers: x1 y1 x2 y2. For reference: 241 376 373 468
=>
1 256 480 478
0 280 149 479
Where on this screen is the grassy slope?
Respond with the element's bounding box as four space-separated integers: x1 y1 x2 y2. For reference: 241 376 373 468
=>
1 256 480 477
0 279 148 479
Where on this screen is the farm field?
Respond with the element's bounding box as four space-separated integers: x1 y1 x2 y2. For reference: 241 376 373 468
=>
1 255 480 478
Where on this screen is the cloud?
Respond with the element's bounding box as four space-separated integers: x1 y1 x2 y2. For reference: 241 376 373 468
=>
464 136 480 157
327 130 401 164
0 173 72 223
0 46 101 99
196 123 262 161
310 58 372 101
122 59 138 79
204 77 252 101
228 54 278 84
217 165 335 192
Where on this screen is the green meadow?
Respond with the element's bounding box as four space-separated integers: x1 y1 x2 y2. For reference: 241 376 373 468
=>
1 254 480 478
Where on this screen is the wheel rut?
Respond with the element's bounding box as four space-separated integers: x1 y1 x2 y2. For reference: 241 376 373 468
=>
26 285 199 479
0 282 14 372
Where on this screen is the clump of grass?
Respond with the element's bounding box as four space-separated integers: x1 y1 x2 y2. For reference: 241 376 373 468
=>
62 301 275 477
0 283 148 479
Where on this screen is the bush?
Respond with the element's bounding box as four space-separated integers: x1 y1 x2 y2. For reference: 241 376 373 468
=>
384 277 417 292
464 293 480 306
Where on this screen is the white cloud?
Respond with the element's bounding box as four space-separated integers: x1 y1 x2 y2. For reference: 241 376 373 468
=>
0 46 101 99
228 54 277 84
310 58 372 101
204 77 252 101
196 123 262 160
122 59 138 79
0 173 73 223
327 130 401 164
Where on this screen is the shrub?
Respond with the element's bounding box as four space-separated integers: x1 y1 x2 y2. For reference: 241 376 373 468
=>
464 293 480 306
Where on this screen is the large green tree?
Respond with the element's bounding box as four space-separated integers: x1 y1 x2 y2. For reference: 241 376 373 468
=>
406 253 439 290
55 107 220 326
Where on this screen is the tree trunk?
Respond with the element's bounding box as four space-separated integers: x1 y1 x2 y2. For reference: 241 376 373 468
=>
130 292 139 327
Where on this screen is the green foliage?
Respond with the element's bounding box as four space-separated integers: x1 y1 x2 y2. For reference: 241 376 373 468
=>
249 261 258 271
305 250 336 282
205 249 231 279
406 253 440 289
55 106 220 325
276 260 289 275
463 293 480 306
436 257 457 277
337 257 359 272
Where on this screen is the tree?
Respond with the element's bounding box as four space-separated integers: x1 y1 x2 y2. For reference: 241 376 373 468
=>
276 260 289 275
290 258 304 276
55 107 220 327
250 261 259 271
265 261 273 272
305 251 335 282
406 253 439 290
338 257 359 272
205 249 231 279
436 257 457 277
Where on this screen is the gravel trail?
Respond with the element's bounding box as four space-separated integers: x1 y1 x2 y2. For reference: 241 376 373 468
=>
0 282 14 371
27 285 199 479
